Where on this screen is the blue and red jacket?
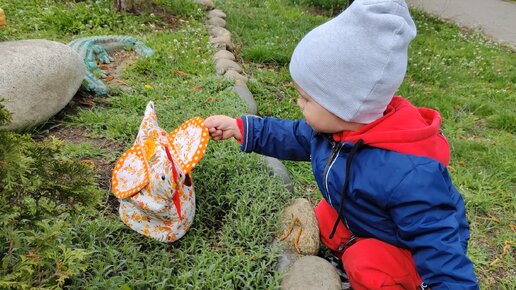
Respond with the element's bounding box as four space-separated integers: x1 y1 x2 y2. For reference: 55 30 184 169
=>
237 97 478 289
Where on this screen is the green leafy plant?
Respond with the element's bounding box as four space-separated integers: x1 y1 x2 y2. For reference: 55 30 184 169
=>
0 101 102 288
0 220 92 289
0 133 102 222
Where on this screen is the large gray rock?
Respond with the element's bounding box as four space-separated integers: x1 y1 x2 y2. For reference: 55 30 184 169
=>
281 256 342 290
273 241 300 275
262 156 293 192
195 0 214 10
214 49 236 61
227 85 257 115
207 9 226 19
0 39 85 130
215 58 242 75
207 17 226 28
209 34 233 51
208 26 231 38
279 198 320 255
224 70 248 86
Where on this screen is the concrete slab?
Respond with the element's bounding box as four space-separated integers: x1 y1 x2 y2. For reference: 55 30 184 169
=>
406 0 516 48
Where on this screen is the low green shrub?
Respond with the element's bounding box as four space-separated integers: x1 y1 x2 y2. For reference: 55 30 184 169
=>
0 101 103 288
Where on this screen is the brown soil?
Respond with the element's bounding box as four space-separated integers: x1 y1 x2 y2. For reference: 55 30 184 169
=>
34 47 140 212
304 5 348 17
149 6 183 31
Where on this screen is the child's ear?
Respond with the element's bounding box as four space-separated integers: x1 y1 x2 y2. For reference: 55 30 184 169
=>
112 144 150 199
168 117 209 174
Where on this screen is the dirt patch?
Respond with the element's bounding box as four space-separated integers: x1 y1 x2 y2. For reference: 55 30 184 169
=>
149 6 183 31
44 51 139 213
33 46 140 207
304 5 347 17
99 50 140 91
51 126 124 183
124 3 184 30
254 63 283 72
305 6 333 17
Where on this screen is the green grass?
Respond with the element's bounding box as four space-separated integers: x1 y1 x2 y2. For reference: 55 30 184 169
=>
0 0 514 288
0 0 291 288
218 0 515 288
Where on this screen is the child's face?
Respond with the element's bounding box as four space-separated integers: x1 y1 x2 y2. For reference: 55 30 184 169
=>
295 83 364 133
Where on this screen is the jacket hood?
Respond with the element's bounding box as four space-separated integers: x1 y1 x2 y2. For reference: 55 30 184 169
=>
333 97 450 165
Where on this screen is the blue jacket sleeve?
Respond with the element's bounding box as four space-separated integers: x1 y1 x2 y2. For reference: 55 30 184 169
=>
388 162 478 289
240 116 314 161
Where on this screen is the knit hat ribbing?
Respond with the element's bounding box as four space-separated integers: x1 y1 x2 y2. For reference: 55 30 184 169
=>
289 0 417 124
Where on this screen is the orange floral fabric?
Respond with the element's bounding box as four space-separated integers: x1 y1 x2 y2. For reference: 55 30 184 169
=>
111 101 209 242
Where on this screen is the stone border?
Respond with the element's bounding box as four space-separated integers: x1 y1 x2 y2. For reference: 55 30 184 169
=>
197 0 293 193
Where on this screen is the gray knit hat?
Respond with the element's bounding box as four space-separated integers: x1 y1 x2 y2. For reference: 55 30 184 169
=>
289 0 416 123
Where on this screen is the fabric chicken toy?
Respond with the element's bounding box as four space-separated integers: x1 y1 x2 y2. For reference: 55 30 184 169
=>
0 8 5 29
112 101 209 242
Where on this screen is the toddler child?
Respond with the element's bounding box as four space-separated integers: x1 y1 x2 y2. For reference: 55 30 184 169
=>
204 0 478 288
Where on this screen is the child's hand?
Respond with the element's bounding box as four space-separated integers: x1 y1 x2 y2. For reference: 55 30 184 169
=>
204 115 242 141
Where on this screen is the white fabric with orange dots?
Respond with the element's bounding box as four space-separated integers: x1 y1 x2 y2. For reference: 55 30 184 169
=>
112 101 209 242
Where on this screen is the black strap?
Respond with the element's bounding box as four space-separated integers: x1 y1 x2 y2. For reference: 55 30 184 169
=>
329 139 364 239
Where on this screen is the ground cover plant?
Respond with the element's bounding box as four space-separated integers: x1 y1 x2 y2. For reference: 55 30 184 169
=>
217 0 515 288
0 0 514 289
0 0 293 288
